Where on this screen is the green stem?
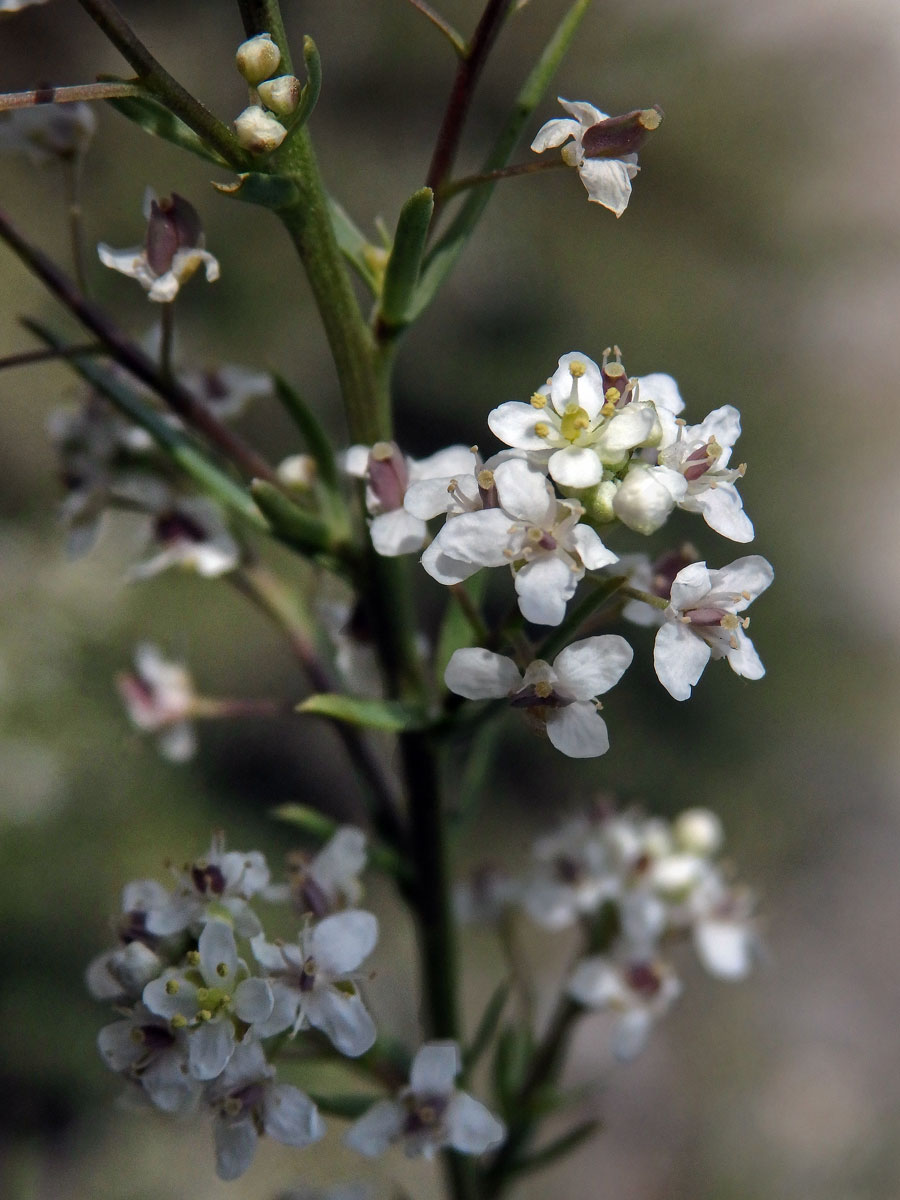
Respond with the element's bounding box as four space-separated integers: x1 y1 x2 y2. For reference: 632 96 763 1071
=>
76 0 249 168
407 0 467 56
0 341 103 370
440 156 565 201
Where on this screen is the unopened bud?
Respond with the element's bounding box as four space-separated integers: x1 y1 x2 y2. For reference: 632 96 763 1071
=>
257 75 302 117
235 33 281 85
277 454 317 490
145 193 203 275
674 808 723 857
613 465 676 535
233 105 287 154
581 105 664 160
367 442 408 512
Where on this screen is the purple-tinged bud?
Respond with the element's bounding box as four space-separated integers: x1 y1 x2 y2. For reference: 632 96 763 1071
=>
145 194 203 275
581 106 663 160
257 75 301 117
649 545 698 600
235 33 281 85
367 441 408 512
233 105 287 154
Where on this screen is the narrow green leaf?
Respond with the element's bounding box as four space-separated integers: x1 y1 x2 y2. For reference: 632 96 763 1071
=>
507 1118 602 1176
492 1024 535 1116
250 479 334 554
463 982 510 1075
106 91 230 167
297 693 429 732
412 0 594 319
536 574 626 662
306 1091 377 1119
273 375 340 491
25 323 266 529
379 187 434 330
292 35 322 132
327 196 383 294
212 171 301 210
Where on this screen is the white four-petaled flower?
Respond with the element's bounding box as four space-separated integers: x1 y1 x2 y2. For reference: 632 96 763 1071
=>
444 635 633 758
531 98 642 216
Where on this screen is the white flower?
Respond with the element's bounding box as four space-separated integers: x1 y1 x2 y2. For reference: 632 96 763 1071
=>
251 910 378 1057
689 872 760 981
531 99 660 216
116 644 197 762
445 635 632 758
344 442 476 556
655 405 753 541
132 496 240 579
568 956 682 1060
488 352 667 488
345 1041 504 1160
145 832 271 938
403 447 520 521
282 826 368 917
653 556 774 700
98 191 219 303
179 363 272 420
143 919 274 1081
97 1004 200 1114
205 1041 324 1179
520 815 620 929
0 100 95 163
422 458 617 625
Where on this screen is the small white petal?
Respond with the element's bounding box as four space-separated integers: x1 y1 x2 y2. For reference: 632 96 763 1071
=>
264 1084 325 1146
370 509 427 556
653 621 711 701
637 372 684 415
199 920 238 987
547 446 603 488
410 445 477 480
188 1018 235 1080
344 1099 404 1157
310 909 378 975
669 562 712 611
725 630 765 680
493 459 554 524
515 556 577 626
708 555 774 605
696 487 754 543
428 509 513 568
546 702 610 757
214 1117 258 1180
233 976 274 1024
553 635 633 698
578 158 634 216
410 1041 460 1094
488 401 560 451
530 116 582 152
568 524 618 571
694 919 755 980
446 1090 506 1154
305 987 377 1057
557 97 606 125
612 1010 654 1061
444 648 522 700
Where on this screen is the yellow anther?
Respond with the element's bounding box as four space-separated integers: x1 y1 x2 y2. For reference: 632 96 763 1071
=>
186 950 200 966
446 481 456 493
601 401 616 418
196 987 209 1002
535 680 553 699
165 979 180 995
741 590 752 600
215 961 229 978
171 1014 187 1029
640 107 662 130
569 361 586 378
371 441 394 461
198 1009 213 1022
605 387 621 403
729 635 739 650
530 391 547 409
477 468 495 490
534 421 550 438
564 401 580 415
574 413 589 430
741 616 750 629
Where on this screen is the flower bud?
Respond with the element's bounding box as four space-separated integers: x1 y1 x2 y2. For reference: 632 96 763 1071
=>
277 453 317 490
613 465 676 535
578 479 619 526
674 808 723 857
233 105 287 154
581 105 664 160
257 75 302 117
235 32 281 85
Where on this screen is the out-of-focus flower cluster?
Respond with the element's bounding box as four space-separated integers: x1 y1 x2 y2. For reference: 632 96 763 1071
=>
457 804 759 1061
88 829 505 1178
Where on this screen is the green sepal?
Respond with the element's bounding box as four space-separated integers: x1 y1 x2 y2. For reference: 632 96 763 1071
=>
291 35 322 133
378 187 434 331
104 87 230 168
24 322 266 530
463 982 510 1076
250 479 334 554
273 375 340 492
505 1118 602 1177
297 694 430 733
212 172 302 210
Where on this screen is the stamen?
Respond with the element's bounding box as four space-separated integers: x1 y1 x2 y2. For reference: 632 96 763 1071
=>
530 391 547 409
534 422 550 439
569 361 586 378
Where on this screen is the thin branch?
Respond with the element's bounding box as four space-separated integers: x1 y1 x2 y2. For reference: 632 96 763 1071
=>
440 154 565 201
426 0 515 211
75 0 250 168
0 341 104 371
406 0 466 56
0 80 145 111
0 204 279 484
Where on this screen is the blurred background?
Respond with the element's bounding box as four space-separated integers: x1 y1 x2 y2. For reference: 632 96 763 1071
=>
1 1 898 1197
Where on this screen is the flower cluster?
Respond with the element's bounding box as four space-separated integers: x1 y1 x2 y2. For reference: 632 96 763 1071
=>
233 33 303 155
457 804 759 1060
346 347 771 757
89 830 504 1178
